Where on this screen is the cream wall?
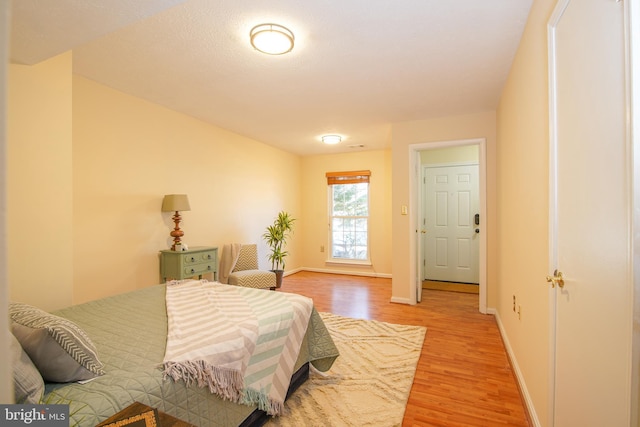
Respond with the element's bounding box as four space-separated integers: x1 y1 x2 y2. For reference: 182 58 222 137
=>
7 53 74 311
7 55 303 308
300 150 392 276
495 0 556 423
7 54 395 308
72 76 302 304
391 111 497 305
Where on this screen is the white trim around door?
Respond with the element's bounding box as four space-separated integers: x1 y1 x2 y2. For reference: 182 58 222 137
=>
409 138 487 314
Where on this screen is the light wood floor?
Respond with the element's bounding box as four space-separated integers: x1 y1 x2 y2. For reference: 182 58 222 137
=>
423 280 480 294
279 271 531 427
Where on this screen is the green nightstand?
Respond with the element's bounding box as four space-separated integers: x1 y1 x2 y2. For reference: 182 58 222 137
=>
160 246 218 282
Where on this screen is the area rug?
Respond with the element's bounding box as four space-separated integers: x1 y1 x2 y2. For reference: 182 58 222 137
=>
265 312 427 427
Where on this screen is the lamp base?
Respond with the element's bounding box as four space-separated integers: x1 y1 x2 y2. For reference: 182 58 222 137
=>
170 211 184 250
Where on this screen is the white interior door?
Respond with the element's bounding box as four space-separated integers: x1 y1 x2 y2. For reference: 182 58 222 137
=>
423 164 479 283
549 0 632 425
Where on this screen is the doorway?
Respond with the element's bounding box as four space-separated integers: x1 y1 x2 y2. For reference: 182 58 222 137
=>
410 138 487 313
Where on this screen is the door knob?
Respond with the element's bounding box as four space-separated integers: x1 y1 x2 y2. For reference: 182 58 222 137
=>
546 270 565 288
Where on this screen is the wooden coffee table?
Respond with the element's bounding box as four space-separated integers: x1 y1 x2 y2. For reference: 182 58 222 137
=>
96 401 196 427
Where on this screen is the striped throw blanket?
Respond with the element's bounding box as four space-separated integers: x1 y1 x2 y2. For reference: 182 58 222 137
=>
162 280 313 415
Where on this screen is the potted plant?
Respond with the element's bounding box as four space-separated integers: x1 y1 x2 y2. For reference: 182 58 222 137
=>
262 211 295 288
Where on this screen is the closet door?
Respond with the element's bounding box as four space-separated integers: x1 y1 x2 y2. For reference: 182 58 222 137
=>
548 0 632 425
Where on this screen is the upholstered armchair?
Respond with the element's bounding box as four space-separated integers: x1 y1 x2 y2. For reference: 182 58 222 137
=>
227 244 276 290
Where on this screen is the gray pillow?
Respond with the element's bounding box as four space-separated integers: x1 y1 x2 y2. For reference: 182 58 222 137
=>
9 302 105 383
10 331 44 403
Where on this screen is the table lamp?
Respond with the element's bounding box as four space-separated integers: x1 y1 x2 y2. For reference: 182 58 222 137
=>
161 194 191 250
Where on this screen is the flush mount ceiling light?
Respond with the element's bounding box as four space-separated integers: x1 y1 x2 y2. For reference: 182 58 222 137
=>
322 135 342 145
250 23 294 55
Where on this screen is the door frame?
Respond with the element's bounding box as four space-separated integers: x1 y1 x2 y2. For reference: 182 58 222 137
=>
547 4 564 422
631 0 640 425
409 138 487 313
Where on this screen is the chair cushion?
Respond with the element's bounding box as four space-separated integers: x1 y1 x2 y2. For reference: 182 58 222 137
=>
233 244 259 271
228 270 275 289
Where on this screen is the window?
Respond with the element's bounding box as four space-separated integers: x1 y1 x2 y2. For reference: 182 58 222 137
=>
326 170 371 262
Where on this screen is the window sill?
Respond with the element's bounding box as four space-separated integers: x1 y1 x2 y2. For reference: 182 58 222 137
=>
325 259 372 267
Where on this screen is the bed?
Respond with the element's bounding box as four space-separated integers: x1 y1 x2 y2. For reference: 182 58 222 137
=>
10 281 339 427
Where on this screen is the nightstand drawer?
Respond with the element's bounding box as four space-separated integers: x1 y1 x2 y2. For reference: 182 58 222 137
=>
183 251 215 264
183 262 215 277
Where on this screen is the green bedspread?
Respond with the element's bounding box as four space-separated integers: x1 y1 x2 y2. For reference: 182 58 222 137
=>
44 284 338 427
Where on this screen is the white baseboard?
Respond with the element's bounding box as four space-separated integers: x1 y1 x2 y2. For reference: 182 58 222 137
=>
390 296 413 305
283 268 302 277
492 309 541 427
294 267 392 279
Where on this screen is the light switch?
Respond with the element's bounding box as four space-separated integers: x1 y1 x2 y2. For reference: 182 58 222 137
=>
401 205 408 215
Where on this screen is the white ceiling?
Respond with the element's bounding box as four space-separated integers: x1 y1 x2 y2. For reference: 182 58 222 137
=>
10 0 532 156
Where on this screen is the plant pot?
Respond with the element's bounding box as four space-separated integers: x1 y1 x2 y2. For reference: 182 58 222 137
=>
271 270 284 288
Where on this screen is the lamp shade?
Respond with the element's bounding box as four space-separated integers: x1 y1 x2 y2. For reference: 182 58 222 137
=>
161 194 191 212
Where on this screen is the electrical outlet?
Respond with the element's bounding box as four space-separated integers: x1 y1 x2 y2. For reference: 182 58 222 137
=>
513 295 516 312
320 245 325 253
